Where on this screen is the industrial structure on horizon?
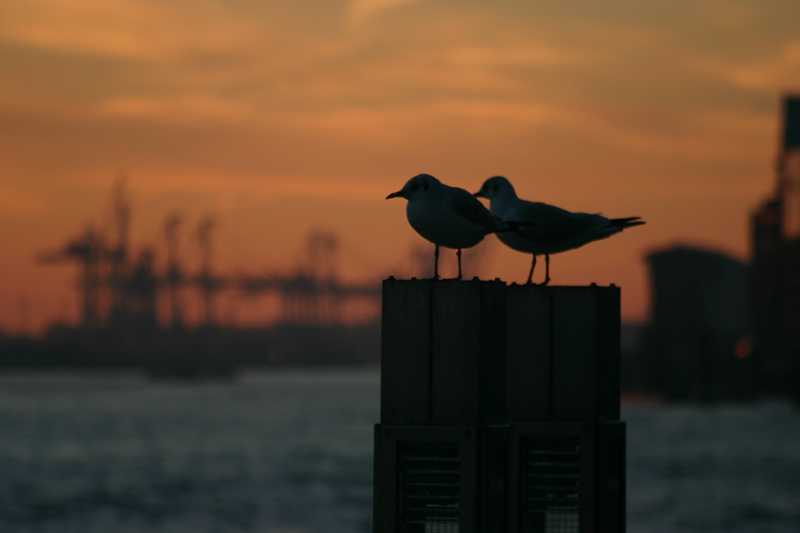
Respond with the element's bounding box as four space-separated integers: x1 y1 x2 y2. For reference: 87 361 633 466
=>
750 95 800 398
35 179 382 330
640 245 751 400
0 181 386 375
638 94 800 401
2 96 799 400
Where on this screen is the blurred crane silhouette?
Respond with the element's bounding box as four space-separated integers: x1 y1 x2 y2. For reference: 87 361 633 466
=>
38 178 382 329
163 212 184 329
38 225 105 328
197 216 218 326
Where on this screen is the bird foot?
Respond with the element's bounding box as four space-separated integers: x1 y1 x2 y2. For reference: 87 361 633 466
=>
524 278 550 286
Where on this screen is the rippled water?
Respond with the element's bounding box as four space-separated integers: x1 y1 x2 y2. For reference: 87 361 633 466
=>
0 371 377 533
0 371 798 533
625 402 800 533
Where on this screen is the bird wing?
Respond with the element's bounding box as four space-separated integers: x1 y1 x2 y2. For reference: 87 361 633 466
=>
510 202 606 245
450 188 504 232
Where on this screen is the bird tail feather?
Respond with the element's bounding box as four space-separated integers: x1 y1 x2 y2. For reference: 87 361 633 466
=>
610 216 645 229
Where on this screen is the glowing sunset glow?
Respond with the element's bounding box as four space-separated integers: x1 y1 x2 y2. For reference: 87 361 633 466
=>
2 0 800 333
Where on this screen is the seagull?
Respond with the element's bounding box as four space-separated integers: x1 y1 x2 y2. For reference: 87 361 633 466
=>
387 173 517 280
474 176 644 285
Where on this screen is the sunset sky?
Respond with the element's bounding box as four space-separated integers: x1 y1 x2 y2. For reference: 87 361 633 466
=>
2 0 800 333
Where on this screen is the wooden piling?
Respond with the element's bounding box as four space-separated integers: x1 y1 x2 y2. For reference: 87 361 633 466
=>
375 279 626 533
505 284 621 422
380 278 506 426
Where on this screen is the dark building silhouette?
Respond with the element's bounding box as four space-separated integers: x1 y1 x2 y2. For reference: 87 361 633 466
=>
640 95 800 402
642 246 752 400
750 95 800 398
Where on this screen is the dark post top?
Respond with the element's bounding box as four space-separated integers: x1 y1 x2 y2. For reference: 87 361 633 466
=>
380 278 621 425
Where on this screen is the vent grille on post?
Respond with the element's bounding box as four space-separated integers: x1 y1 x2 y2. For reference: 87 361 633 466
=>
522 437 581 533
399 442 461 533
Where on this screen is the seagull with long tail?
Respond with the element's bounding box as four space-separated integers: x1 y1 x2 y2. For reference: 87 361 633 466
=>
474 176 644 285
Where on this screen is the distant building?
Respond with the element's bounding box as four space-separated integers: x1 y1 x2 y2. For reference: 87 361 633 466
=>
642 246 751 400
635 95 800 402
750 95 800 398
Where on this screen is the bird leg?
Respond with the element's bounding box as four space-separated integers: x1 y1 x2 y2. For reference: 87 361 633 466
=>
456 248 462 280
526 255 536 285
541 254 551 286
432 244 441 280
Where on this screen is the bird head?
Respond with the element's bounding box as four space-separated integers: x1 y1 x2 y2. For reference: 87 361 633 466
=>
474 176 514 200
386 174 440 201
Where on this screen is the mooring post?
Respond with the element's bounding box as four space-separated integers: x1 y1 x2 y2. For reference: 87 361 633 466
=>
380 278 506 426
374 279 625 533
505 284 621 421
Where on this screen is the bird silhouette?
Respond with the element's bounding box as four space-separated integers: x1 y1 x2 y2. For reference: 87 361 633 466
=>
388 174 516 280
475 176 644 285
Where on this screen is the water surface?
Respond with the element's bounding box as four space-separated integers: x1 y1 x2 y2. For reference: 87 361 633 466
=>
0 371 798 532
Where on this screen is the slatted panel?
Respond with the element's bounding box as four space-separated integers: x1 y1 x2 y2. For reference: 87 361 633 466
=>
380 279 433 425
551 288 597 420
521 437 581 533
399 442 462 533
505 285 552 420
430 282 482 425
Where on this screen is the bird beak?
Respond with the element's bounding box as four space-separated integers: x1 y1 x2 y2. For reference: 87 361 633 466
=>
386 191 402 199
473 190 484 198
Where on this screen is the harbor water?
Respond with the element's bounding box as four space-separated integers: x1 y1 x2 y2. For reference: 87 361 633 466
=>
0 370 798 533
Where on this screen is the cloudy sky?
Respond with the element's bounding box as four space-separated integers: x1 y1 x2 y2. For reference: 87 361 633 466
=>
2 0 799 332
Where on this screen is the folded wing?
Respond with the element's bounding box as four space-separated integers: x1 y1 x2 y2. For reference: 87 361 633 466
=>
450 188 507 233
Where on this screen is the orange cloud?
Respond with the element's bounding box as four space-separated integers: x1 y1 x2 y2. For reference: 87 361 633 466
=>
129 172 391 205
0 185 48 215
445 45 581 68
98 94 259 123
721 42 800 90
347 0 425 26
0 0 261 62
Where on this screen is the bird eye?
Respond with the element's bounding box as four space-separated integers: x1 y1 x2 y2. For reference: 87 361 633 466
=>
422 182 429 191
410 184 418 192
